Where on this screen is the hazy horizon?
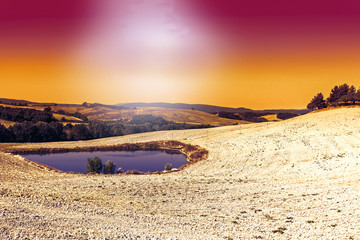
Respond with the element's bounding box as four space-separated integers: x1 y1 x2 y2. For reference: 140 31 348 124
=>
0 97 311 110
1 0 360 109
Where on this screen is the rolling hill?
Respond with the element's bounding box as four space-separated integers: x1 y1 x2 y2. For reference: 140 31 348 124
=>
0 108 359 239
78 106 248 126
0 102 248 127
118 102 252 113
118 102 309 115
0 98 308 126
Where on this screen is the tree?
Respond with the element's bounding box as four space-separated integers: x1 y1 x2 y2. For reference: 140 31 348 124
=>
87 157 103 173
307 93 327 110
70 124 92 140
355 89 360 104
44 106 52 112
339 85 356 105
104 160 116 174
327 84 350 106
0 124 14 142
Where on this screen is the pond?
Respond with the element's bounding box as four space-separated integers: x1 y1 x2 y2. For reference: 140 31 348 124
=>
21 150 188 173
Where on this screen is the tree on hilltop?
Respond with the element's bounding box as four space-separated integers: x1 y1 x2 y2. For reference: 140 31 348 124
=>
327 83 350 106
307 93 327 110
338 85 357 105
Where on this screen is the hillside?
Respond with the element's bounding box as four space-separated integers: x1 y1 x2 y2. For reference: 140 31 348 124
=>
103 107 248 126
0 103 246 127
261 114 282 121
118 102 252 113
0 98 308 124
1 108 359 239
118 102 309 115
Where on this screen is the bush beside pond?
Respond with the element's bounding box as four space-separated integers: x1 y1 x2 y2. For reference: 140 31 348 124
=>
10 140 209 174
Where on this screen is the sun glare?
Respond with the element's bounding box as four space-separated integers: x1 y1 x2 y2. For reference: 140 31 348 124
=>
70 0 220 104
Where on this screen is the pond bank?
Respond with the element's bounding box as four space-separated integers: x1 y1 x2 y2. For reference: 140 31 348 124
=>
6 140 208 175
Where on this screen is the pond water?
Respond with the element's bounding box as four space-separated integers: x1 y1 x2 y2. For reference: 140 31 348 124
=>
21 151 188 173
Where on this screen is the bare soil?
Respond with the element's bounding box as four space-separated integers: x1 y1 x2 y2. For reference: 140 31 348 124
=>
1 108 360 239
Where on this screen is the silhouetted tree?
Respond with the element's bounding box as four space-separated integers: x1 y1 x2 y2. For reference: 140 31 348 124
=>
307 93 327 110
327 84 350 106
339 85 356 105
0 124 14 142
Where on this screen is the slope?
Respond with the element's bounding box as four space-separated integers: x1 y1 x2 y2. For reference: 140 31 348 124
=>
1 108 359 239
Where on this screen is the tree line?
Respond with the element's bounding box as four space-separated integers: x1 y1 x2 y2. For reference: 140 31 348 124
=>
0 106 57 123
217 111 268 123
217 111 299 122
0 114 211 143
307 83 360 110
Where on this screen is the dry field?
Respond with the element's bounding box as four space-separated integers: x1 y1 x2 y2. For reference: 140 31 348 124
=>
1 108 360 239
52 114 83 122
72 106 246 126
0 120 16 128
262 114 282 122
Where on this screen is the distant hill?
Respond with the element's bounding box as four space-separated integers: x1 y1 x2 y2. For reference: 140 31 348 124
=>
0 98 68 107
118 102 252 113
0 98 34 105
257 109 310 115
0 98 309 119
118 102 309 115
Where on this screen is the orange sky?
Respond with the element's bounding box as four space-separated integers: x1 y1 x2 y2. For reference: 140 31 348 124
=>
1 0 360 109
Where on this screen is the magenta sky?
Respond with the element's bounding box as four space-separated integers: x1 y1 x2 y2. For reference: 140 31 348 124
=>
1 0 360 108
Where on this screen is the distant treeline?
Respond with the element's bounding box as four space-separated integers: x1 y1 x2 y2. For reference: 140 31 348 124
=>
216 111 299 122
276 112 299 120
307 83 360 110
0 101 28 106
81 102 126 110
0 106 57 123
0 114 211 142
217 111 268 122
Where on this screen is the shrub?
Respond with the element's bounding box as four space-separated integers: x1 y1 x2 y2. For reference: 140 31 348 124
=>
87 157 103 173
125 169 143 174
183 144 198 152
116 167 124 174
189 150 208 161
104 160 116 174
164 163 173 171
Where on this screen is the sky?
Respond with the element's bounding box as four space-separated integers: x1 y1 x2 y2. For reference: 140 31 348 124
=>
1 0 360 109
